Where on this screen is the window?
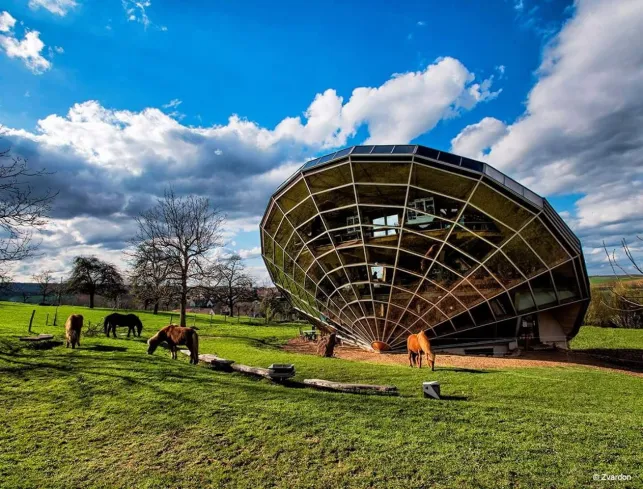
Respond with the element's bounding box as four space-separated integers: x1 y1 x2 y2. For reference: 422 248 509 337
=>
406 197 436 226
346 215 359 234
373 214 399 237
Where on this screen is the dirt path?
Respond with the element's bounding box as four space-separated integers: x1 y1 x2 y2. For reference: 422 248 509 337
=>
283 338 643 378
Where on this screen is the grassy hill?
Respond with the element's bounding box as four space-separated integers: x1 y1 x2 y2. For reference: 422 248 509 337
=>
0 303 642 488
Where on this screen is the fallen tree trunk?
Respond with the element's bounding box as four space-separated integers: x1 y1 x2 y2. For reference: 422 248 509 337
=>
303 378 398 396
230 363 273 379
179 350 234 369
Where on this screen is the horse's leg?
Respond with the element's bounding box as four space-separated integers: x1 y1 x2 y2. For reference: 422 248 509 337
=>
127 326 131 338
408 351 413 367
418 353 422 368
111 325 117 338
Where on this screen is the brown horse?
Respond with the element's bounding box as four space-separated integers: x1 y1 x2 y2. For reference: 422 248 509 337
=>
407 331 435 370
147 325 199 364
65 314 83 349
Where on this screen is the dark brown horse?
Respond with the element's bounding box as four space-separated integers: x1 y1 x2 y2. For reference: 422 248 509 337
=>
104 313 143 338
147 325 199 364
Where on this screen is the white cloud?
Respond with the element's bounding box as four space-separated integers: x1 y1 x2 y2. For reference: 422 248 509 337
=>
28 0 77 16
237 246 262 260
450 116 508 160
0 11 16 32
122 0 154 29
54 45 64 54
0 13 52 74
162 98 181 109
417 21 426 26
2 56 499 279
451 0 643 273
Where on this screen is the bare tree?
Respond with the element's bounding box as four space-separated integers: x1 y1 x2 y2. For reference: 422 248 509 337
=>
0 128 57 274
133 189 224 326
67 256 125 308
21 290 31 303
32 269 55 304
601 238 643 327
202 254 256 317
128 238 177 314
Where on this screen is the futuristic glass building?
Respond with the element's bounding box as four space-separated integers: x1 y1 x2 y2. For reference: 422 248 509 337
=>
261 145 590 353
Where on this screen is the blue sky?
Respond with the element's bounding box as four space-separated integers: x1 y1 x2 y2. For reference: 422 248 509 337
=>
1 0 642 280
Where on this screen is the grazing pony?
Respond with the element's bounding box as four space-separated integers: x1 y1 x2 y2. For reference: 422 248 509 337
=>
147 325 199 364
104 313 143 338
407 331 435 370
65 314 84 349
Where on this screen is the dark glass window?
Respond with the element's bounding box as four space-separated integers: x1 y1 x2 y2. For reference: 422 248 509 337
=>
551 261 580 303
306 163 353 193
415 146 440 159
520 218 570 268
352 162 410 184
502 235 546 278
351 145 374 154
470 302 495 325
438 151 461 166
469 183 534 231
489 293 514 319
529 272 557 308
276 178 310 213
411 163 477 200
372 145 395 153
392 145 415 154
512 282 536 313
460 157 484 172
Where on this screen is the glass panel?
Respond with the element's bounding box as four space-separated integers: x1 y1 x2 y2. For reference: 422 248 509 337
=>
416 280 447 305
484 251 524 289
307 262 325 283
274 244 284 269
438 151 461 166
439 244 476 276
293 262 306 287
264 204 283 237
410 163 477 200
395 249 432 277
393 145 415 154
356 184 407 206
337 246 366 266
352 162 410 184
276 178 310 213
407 187 464 222
344 265 369 283
365 246 398 268
393 268 424 290
551 261 580 303
317 250 342 272
424 306 449 327
322 205 359 232
387 302 407 324
489 293 514 319
502 236 545 278
308 233 333 257
530 272 557 308
312 185 356 212
287 197 318 225
468 266 504 299
408 295 432 317
512 283 536 313
520 218 570 268
295 248 314 272
371 283 391 302
469 183 534 231
351 145 374 154
427 262 461 289
284 231 303 261
306 163 353 194
448 224 496 263
460 205 513 245
398 229 442 258
436 294 465 318
262 231 274 262
470 302 495 325
317 276 336 298
372 145 395 153
275 218 294 246
451 280 485 308
451 312 474 331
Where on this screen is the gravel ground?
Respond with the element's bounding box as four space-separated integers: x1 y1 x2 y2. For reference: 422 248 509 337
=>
284 337 643 377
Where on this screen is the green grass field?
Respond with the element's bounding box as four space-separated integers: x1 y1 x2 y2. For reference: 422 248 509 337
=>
1 303 642 488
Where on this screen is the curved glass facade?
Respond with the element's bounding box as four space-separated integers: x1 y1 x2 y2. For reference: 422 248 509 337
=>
261 145 590 352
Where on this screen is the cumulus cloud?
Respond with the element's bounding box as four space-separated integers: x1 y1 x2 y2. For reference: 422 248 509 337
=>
122 0 157 30
2 56 498 279
28 0 77 16
0 11 52 74
451 0 643 273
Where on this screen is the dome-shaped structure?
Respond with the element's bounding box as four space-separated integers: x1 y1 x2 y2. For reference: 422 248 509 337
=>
260 145 590 353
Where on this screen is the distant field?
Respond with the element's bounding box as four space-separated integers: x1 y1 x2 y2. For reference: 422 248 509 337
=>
589 275 643 285
571 325 643 350
1 303 642 488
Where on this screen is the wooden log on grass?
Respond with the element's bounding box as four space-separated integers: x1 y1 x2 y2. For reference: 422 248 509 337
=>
179 350 235 369
303 378 399 396
231 363 273 379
